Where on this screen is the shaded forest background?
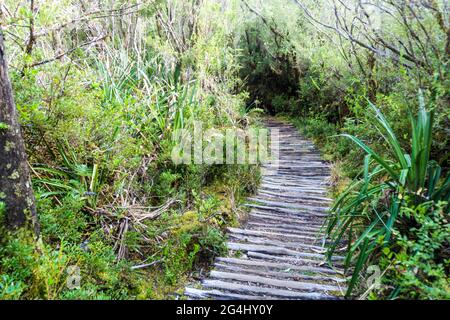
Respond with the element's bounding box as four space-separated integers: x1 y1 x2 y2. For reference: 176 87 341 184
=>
0 0 448 299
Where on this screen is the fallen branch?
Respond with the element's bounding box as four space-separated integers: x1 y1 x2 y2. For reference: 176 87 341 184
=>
97 197 179 260
131 260 161 270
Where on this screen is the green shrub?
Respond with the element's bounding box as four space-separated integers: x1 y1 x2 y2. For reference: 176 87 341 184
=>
326 96 450 298
156 200 227 286
0 236 35 298
375 201 449 300
37 196 87 243
0 275 24 300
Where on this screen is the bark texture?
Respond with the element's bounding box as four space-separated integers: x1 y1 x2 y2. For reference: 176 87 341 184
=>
0 29 39 234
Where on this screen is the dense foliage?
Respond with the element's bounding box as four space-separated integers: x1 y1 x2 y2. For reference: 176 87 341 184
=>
0 0 258 299
0 0 448 300
237 0 449 299
327 100 449 298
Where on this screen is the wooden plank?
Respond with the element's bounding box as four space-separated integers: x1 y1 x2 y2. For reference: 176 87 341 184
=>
248 212 325 228
247 210 327 224
244 203 329 217
246 221 326 236
215 257 342 275
247 251 344 267
227 242 345 262
247 198 330 213
184 287 271 300
258 190 332 202
209 271 343 293
227 227 323 244
259 184 328 194
213 263 347 284
201 280 339 300
227 233 324 251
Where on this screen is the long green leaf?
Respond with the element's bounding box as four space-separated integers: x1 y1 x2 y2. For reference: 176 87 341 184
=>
341 134 399 180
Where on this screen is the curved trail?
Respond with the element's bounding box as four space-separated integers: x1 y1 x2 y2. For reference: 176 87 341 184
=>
185 118 346 300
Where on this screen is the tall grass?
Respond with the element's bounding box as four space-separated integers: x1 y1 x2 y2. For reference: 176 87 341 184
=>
326 93 450 297
97 43 198 134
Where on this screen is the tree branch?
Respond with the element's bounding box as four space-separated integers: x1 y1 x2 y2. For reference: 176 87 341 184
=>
26 34 108 68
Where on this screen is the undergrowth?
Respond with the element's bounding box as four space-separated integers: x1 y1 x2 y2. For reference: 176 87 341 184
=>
0 0 260 300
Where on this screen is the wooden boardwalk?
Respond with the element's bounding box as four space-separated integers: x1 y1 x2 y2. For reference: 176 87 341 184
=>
184 118 346 300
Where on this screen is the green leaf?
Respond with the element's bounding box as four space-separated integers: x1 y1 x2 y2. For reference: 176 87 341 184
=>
341 134 399 180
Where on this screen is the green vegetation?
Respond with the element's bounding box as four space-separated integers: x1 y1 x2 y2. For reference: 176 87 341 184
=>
1 0 258 299
1 0 448 300
327 99 449 298
236 0 449 299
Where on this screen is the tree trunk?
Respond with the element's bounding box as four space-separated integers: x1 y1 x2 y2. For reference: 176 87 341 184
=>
0 29 39 235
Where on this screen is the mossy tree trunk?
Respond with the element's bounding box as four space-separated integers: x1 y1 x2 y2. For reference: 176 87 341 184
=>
0 29 39 235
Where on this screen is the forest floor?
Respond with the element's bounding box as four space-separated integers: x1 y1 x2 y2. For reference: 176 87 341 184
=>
184 118 347 300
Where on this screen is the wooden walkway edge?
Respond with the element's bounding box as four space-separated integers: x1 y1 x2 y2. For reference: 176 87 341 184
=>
184 118 346 300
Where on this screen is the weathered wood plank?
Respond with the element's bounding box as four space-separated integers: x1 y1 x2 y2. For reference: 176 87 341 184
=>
246 221 326 236
247 198 330 213
227 227 324 244
244 203 329 217
215 257 342 275
213 263 346 284
201 280 339 300
227 242 345 262
248 212 325 229
228 234 324 252
247 251 344 268
209 271 343 293
184 287 271 300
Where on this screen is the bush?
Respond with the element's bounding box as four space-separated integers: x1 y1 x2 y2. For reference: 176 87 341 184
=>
375 201 449 300
326 97 450 298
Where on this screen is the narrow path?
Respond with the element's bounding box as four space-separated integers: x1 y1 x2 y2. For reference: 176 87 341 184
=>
185 118 346 300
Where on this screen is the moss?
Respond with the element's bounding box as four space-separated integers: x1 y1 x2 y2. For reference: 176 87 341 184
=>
173 211 202 236
9 170 19 180
4 141 16 152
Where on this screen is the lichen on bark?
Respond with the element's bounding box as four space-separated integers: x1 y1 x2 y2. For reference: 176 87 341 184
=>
0 29 39 235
